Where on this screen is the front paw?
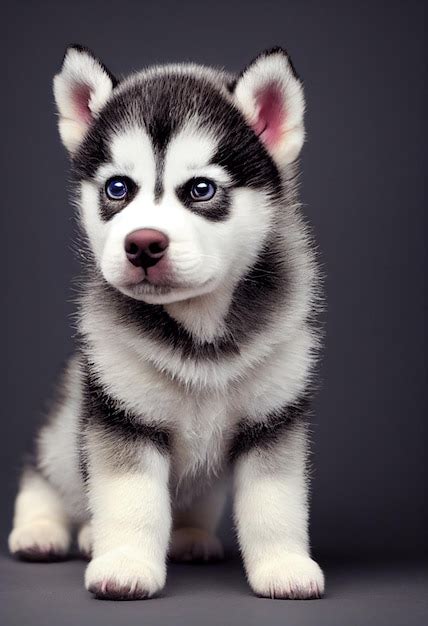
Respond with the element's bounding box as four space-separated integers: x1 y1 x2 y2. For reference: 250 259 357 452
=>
8 519 71 562
85 547 166 600
247 553 324 599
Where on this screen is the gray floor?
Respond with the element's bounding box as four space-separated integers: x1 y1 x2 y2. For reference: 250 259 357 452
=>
1 554 427 626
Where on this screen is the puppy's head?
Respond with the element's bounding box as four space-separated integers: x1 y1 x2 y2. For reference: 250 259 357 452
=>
54 45 305 304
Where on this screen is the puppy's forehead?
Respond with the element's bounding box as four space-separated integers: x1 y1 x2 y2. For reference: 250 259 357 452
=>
114 72 231 150
100 120 221 194
73 69 279 191
75 72 227 179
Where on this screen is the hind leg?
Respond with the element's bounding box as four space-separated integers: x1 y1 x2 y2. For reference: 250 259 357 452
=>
170 480 227 562
77 521 93 559
9 467 72 561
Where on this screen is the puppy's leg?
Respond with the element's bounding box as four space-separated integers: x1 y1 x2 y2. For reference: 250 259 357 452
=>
233 420 324 599
83 416 171 600
170 480 226 562
9 467 71 561
77 521 93 560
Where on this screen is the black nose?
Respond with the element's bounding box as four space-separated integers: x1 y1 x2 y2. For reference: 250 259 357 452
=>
124 229 169 269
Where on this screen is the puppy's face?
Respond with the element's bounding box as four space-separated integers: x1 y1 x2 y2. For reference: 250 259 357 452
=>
54 47 305 304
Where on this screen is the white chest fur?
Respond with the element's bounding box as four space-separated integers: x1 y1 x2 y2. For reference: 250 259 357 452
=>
80 287 315 490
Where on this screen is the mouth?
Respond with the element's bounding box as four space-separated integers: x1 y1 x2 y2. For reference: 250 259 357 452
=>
127 280 175 297
121 275 217 302
122 263 177 294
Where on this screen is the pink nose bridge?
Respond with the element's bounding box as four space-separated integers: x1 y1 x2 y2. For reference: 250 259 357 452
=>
124 228 169 269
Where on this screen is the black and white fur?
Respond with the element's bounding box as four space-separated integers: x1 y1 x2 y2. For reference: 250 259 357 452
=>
9 45 324 600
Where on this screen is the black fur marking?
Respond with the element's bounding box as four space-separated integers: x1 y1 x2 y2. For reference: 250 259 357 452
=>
73 130 111 182
229 396 310 461
83 371 170 453
78 433 89 484
211 139 281 199
147 101 180 202
175 181 231 222
226 79 237 94
153 152 165 202
95 230 289 361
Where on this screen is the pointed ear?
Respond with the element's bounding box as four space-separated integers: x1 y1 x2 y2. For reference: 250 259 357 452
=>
53 45 118 154
232 48 305 168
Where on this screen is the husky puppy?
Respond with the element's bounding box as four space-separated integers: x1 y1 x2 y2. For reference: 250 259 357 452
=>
9 45 324 600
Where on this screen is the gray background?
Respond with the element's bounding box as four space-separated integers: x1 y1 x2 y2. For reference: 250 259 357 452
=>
0 1 426 624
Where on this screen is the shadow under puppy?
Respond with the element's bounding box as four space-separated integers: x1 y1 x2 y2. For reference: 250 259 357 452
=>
9 44 324 600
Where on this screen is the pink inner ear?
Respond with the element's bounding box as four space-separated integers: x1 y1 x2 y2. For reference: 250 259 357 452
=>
253 83 284 149
73 83 93 125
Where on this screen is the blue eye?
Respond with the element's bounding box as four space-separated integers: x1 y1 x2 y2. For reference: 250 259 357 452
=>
189 178 216 201
106 177 128 200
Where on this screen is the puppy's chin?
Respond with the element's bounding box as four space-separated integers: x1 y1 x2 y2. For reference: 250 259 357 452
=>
113 278 219 305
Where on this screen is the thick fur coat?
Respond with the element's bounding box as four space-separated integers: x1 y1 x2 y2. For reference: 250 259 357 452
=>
9 45 324 600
